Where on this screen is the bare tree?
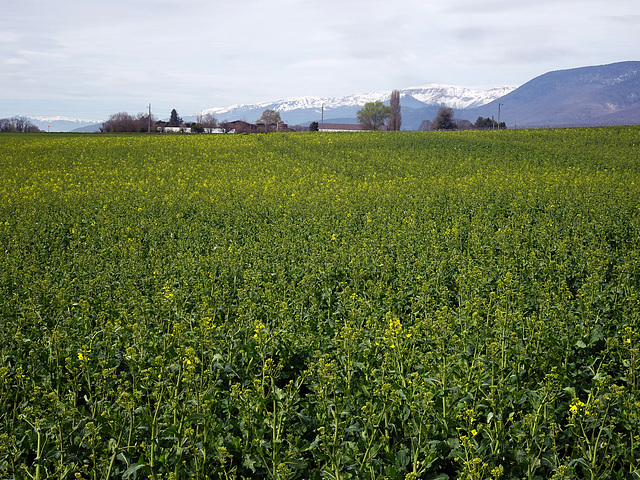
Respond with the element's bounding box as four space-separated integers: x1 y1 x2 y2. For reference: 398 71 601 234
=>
388 90 402 131
418 119 432 132
102 112 137 132
0 118 13 132
257 109 281 133
455 119 474 130
135 112 156 132
0 117 41 132
14 117 26 132
197 112 218 133
23 122 41 133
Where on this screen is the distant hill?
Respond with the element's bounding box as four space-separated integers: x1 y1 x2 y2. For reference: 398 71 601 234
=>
70 123 103 133
466 61 640 127
17 116 102 133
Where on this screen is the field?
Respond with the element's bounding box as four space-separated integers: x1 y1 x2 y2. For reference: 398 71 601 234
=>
1 128 639 479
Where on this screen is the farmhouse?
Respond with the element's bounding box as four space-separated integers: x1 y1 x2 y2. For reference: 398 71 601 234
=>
160 126 191 133
223 120 259 134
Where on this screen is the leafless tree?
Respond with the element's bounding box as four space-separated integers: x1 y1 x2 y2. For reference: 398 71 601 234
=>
102 112 137 132
388 90 402 131
418 119 432 131
197 112 218 133
0 118 13 132
257 109 281 133
455 119 474 130
135 112 156 132
0 117 41 132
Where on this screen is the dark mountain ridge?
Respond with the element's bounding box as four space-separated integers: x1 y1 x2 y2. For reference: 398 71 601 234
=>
466 61 640 127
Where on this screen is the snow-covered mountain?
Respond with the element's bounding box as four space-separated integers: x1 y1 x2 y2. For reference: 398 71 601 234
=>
27 116 101 132
197 85 516 129
196 62 640 129
403 85 515 109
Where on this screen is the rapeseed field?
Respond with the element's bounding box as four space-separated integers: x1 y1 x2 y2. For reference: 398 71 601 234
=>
1 128 639 479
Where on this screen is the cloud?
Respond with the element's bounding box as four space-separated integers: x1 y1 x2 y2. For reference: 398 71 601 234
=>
605 14 640 24
501 46 576 65
1 0 638 119
4 58 29 66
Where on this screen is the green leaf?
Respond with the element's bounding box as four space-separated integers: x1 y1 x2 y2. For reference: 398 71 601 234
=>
243 454 257 473
395 448 410 469
426 475 449 480
121 462 148 479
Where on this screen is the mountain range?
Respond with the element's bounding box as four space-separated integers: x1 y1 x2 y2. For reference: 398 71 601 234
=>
196 85 516 130
12 61 640 131
11 116 103 133
199 61 640 130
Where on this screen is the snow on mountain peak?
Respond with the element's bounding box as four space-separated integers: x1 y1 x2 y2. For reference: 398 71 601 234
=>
199 84 515 117
31 115 95 123
403 84 516 109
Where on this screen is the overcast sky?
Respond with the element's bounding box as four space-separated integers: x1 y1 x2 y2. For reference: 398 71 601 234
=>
1 0 638 121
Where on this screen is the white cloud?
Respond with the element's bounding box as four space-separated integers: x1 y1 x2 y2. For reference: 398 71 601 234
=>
1 0 638 120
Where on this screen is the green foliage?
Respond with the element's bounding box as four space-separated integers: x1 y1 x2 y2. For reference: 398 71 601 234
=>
1 128 639 478
474 116 505 130
169 109 182 126
357 101 392 130
432 107 457 130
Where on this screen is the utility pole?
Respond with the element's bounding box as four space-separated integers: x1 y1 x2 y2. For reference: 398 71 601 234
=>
497 103 502 130
148 103 151 133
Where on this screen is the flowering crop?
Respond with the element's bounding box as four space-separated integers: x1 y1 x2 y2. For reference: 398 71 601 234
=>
0 128 639 479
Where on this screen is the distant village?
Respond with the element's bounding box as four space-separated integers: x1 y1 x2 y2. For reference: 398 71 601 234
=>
98 100 504 135
158 120 391 134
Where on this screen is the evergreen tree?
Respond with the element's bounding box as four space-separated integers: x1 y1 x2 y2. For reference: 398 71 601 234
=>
169 109 183 126
432 107 457 130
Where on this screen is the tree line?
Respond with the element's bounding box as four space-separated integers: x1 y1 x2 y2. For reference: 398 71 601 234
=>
0 117 41 133
419 108 506 131
100 109 219 133
102 108 298 134
355 95 506 132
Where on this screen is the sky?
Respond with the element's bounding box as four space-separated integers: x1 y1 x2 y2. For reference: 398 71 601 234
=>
1 0 639 121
